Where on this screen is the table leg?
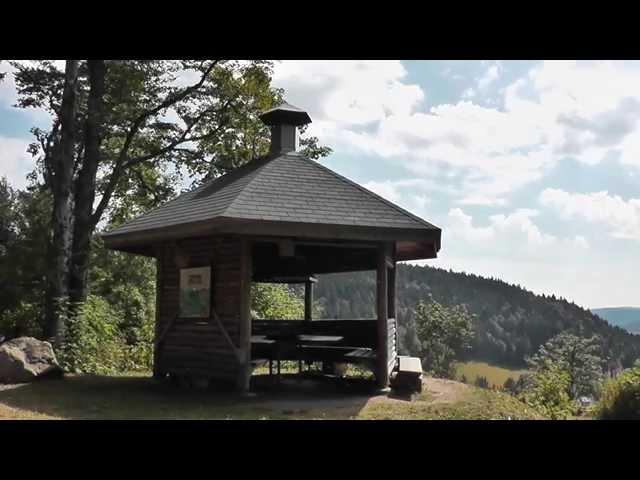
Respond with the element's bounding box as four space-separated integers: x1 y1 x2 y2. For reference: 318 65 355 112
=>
277 352 281 377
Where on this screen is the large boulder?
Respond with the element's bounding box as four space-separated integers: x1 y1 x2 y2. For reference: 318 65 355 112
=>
0 337 63 383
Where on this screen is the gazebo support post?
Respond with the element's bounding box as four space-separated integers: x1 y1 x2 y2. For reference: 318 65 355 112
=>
376 244 390 389
152 244 164 380
237 236 253 393
304 280 313 321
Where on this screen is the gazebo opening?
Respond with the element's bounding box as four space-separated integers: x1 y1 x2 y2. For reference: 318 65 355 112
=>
250 238 384 380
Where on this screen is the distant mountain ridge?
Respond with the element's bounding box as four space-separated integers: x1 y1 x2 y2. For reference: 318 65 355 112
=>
314 264 640 368
591 307 640 334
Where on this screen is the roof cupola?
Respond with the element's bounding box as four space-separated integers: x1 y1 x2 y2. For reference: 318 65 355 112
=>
259 101 312 155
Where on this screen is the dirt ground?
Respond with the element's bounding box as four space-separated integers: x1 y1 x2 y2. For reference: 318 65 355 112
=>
422 377 471 403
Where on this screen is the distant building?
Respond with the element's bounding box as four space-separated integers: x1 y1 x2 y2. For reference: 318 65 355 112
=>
577 396 594 408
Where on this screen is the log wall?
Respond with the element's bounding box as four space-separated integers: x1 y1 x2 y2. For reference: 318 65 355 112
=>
154 235 244 382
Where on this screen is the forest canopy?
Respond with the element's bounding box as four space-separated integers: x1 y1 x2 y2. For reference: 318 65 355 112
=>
313 265 640 368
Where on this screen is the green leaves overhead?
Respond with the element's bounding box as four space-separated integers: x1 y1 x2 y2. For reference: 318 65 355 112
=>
11 60 330 229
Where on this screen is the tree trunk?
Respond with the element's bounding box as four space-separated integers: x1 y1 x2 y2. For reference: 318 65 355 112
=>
43 60 79 345
69 60 105 307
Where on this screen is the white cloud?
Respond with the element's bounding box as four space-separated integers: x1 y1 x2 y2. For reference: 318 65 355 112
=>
444 207 589 259
272 60 424 132
477 63 501 90
362 178 432 216
363 179 403 203
345 101 553 205
0 136 35 189
271 60 640 307
274 60 640 208
540 188 640 241
504 61 640 167
462 87 475 99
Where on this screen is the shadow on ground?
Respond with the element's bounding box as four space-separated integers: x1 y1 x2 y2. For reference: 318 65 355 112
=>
0 373 378 420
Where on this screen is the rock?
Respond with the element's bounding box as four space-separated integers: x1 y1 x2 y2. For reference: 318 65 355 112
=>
0 337 63 383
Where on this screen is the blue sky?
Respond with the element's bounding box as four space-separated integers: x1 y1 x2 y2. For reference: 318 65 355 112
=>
2 61 639 308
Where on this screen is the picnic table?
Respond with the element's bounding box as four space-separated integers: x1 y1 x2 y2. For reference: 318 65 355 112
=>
296 335 344 344
251 333 345 379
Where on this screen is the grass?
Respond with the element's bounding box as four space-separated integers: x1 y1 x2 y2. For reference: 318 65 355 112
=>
455 361 528 388
0 372 545 420
360 387 543 420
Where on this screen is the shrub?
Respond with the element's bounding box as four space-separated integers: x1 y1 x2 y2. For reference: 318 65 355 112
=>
121 318 155 372
58 296 123 374
57 295 151 375
0 300 43 339
594 364 640 420
414 298 474 379
503 377 517 393
526 332 604 400
519 363 576 419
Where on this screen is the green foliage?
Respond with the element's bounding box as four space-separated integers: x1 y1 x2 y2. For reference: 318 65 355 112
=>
89 237 156 342
10 60 331 232
518 363 576 419
58 296 125 374
514 332 605 417
0 181 155 373
57 295 153 375
3 60 332 362
313 264 640 368
527 332 604 400
414 297 475 379
251 283 304 320
0 178 50 338
594 364 640 419
0 301 43 338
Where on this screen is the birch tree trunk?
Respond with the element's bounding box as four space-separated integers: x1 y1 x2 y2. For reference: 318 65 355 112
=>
69 60 105 307
43 60 79 345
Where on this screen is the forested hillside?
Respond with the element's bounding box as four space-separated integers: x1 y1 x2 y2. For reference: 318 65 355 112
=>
314 264 640 368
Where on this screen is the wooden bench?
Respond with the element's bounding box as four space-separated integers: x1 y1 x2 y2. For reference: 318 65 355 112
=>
344 348 376 360
390 356 423 393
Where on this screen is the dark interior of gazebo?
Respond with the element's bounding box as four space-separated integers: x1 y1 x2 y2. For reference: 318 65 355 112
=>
250 238 391 381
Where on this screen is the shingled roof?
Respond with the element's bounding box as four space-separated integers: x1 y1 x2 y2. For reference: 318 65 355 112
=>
102 103 441 260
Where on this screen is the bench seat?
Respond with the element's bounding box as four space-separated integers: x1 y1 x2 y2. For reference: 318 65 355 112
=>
390 356 423 393
296 345 377 364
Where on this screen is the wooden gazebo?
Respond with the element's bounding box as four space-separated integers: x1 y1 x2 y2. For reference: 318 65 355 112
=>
102 102 441 392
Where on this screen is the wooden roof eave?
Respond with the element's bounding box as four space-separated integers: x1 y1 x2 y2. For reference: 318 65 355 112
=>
101 216 441 259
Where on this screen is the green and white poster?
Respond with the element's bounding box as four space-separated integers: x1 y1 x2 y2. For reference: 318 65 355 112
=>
179 266 211 318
